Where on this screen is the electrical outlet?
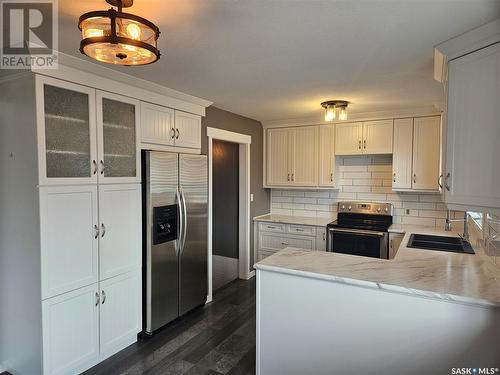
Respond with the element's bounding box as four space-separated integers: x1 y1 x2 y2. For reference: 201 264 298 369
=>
406 209 410 215
250 193 254 202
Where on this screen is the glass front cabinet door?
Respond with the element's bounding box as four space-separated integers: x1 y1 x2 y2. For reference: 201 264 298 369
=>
96 91 140 183
36 77 140 185
37 76 98 185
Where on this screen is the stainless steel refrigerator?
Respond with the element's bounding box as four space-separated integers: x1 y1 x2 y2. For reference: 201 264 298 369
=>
142 151 208 334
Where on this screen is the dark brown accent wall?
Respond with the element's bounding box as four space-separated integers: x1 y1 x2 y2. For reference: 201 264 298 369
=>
201 106 270 270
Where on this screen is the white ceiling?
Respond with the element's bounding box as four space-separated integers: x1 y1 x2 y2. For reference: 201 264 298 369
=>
59 0 500 122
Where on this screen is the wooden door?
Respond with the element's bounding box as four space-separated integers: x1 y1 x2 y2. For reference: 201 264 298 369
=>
318 125 335 186
362 120 394 154
412 116 441 191
446 43 500 208
96 91 140 184
42 284 99 375
98 184 141 281
290 126 318 186
174 110 202 149
140 102 175 146
335 122 362 155
40 185 99 299
266 128 291 186
99 270 141 360
392 118 414 190
36 76 97 186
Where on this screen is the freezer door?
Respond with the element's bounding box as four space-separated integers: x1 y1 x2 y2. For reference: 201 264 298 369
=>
144 151 180 332
179 154 208 315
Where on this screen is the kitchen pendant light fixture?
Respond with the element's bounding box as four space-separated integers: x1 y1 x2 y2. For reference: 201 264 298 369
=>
321 100 349 122
78 0 161 66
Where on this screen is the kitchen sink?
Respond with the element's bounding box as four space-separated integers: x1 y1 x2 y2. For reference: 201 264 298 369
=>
407 234 475 254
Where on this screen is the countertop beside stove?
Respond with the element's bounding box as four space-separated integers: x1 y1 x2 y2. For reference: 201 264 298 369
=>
255 226 500 307
253 213 333 227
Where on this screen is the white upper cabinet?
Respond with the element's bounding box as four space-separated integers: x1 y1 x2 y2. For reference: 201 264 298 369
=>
335 122 363 155
412 116 441 191
266 128 292 186
362 120 393 154
445 42 500 209
98 184 141 281
36 76 98 186
318 125 336 187
96 91 140 184
40 185 99 300
392 116 441 192
290 126 318 186
392 118 414 189
174 110 202 149
140 102 175 146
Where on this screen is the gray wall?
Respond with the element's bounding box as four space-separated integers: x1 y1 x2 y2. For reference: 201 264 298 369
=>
201 107 270 269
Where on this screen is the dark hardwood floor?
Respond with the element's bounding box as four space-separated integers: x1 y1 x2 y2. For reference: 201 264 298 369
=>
83 278 256 375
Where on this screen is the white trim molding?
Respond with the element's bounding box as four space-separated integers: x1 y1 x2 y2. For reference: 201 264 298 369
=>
30 51 213 116
207 127 252 302
261 106 442 128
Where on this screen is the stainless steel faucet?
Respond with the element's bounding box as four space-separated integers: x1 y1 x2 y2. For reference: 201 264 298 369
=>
445 210 469 241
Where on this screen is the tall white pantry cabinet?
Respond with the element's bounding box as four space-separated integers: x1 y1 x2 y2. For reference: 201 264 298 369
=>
0 73 142 375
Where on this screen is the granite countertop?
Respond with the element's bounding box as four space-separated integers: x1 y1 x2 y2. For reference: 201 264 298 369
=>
255 226 500 307
253 213 332 227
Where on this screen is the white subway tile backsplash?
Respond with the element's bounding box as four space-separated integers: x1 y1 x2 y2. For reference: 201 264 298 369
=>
270 156 461 226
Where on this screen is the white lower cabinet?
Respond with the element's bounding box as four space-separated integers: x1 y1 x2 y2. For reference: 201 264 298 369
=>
99 270 142 360
42 284 100 375
42 270 141 375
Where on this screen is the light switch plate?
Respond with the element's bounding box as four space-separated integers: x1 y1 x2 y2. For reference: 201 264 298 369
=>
250 193 254 202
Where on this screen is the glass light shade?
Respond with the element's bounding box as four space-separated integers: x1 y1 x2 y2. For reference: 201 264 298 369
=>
325 104 336 121
79 9 160 66
339 106 348 121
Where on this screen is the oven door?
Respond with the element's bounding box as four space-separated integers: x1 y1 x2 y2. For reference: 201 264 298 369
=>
327 227 388 259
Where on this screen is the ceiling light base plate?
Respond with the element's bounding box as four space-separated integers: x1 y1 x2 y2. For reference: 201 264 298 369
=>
106 0 133 8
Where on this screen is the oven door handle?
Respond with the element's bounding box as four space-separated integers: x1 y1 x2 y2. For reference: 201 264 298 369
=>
328 227 386 237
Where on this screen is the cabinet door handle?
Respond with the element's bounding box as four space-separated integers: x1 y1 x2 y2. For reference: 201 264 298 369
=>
413 173 416 184
393 173 396 183
363 140 367 149
322 232 326 241
390 239 393 250
438 174 443 189
358 140 362 150
92 160 98 175
295 228 304 232
445 173 451 191
94 224 99 239
291 174 294 181
281 242 289 246
170 128 175 139
101 223 106 238
100 160 105 175
101 290 106 304
95 292 100 306
176 128 180 139
330 173 333 182
287 174 290 182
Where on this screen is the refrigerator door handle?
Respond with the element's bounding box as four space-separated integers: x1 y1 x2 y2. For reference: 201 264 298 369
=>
180 186 188 254
175 187 183 257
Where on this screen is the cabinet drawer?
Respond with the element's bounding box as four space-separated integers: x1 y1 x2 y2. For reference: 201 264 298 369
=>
259 222 285 233
259 233 315 252
286 224 316 236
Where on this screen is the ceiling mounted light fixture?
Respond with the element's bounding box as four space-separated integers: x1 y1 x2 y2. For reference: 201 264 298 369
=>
78 0 161 66
321 100 349 122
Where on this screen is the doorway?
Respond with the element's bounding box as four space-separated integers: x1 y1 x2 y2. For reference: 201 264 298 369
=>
212 140 239 290
207 127 252 303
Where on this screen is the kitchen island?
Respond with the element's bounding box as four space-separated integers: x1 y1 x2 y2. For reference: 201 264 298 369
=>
255 227 500 375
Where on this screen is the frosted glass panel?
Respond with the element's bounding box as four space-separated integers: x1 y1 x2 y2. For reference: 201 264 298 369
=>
102 98 136 178
44 85 91 178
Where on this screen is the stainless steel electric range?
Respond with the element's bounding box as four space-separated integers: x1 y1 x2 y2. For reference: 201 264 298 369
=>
327 202 393 259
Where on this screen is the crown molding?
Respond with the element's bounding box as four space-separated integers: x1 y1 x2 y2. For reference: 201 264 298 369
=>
261 106 442 128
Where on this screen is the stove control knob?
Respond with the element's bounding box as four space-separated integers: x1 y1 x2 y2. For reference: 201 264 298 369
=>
385 207 389 213
341 205 345 210
377 207 381 213
348 205 352 211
